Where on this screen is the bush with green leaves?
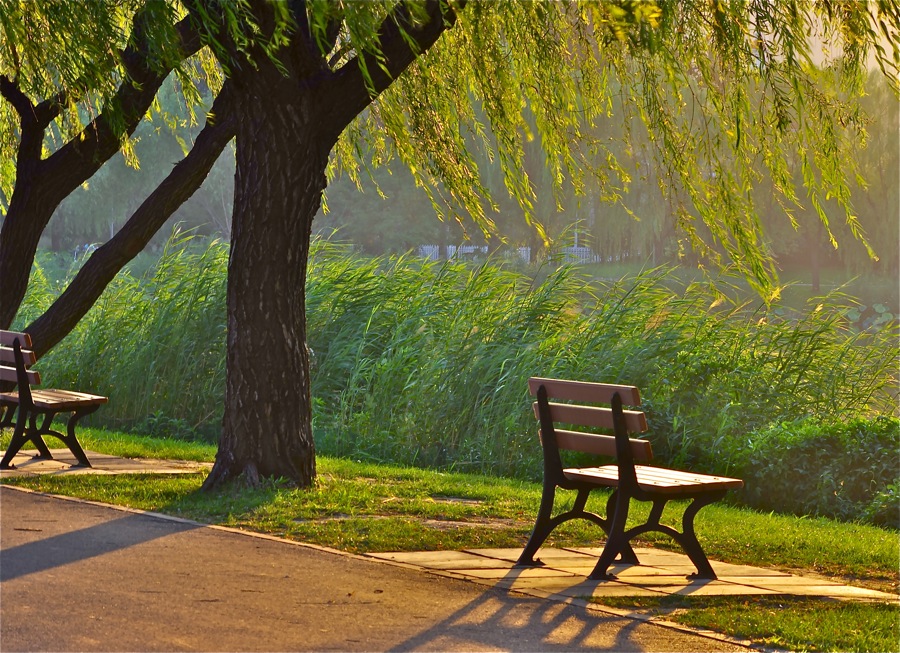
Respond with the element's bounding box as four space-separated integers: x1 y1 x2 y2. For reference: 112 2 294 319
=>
736 417 900 528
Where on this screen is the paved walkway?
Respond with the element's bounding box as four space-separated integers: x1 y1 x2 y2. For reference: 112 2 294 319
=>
2 486 749 652
370 547 897 603
0 448 213 477
1 449 897 651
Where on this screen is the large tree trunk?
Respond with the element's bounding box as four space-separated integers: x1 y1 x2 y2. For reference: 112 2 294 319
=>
196 0 460 490
202 73 327 489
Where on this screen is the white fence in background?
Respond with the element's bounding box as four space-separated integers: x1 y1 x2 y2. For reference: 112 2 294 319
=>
417 244 490 260
417 244 608 264
560 246 601 264
418 245 440 260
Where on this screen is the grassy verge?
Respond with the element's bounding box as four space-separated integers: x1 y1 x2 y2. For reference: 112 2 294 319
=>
3 429 898 651
596 595 898 653
50 426 219 462
5 429 897 581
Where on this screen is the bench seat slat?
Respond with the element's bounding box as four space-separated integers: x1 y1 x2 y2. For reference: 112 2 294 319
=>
0 389 108 410
30 389 108 408
564 465 745 495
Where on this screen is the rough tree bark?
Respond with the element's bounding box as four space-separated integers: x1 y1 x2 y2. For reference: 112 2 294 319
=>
203 68 327 488
201 0 461 489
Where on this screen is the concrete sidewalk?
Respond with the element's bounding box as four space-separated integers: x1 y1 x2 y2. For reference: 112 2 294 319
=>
1 486 750 652
0 448 213 477
369 547 897 603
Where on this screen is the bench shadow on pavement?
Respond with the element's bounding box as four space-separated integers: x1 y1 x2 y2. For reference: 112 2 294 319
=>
388 565 650 652
0 512 200 583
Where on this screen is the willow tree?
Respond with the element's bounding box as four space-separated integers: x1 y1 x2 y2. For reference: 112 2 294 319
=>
0 0 232 356
2 1 898 488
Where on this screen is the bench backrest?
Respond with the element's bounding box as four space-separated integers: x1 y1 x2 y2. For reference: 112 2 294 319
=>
0 331 41 399
528 377 651 489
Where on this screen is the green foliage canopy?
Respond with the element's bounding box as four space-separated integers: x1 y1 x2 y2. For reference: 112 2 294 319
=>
3 1 898 300
326 1 900 296
0 0 217 195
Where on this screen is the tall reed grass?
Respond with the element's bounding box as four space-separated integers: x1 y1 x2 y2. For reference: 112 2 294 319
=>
14 234 899 522
305 243 897 480
17 232 228 440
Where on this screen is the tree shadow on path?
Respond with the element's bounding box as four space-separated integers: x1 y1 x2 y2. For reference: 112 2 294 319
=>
0 491 200 582
387 565 707 652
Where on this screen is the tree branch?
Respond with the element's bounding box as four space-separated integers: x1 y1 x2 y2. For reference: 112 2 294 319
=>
291 0 343 74
0 74 34 119
0 77 67 179
321 0 464 140
0 74 46 182
38 13 203 206
0 8 205 330
26 83 237 358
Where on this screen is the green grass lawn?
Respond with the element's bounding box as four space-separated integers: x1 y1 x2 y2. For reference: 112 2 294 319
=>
3 426 898 651
597 595 899 653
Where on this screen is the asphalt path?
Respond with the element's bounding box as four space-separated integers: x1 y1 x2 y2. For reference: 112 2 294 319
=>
0 486 748 652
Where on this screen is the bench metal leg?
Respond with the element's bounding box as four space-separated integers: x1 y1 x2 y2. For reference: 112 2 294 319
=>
519 486 641 569
574 488 636 560
28 412 55 459
679 492 724 579
0 409 31 469
1 408 54 465
589 491 726 580
0 407 94 469
517 482 560 565
589 489 633 580
62 407 96 467
605 491 639 565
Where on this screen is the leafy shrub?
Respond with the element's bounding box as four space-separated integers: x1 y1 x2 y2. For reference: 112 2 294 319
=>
737 417 900 528
864 483 900 529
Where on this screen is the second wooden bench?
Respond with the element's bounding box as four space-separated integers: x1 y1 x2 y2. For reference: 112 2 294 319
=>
517 377 743 580
0 330 107 469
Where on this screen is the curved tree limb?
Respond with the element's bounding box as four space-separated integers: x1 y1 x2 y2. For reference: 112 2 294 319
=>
0 74 44 180
39 13 203 205
321 0 465 141
25 82 237 358
0 8 203 330
0 74 34 118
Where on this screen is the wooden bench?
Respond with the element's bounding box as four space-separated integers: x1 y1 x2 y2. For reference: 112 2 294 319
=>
517 377 743 580
0 330 107 469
